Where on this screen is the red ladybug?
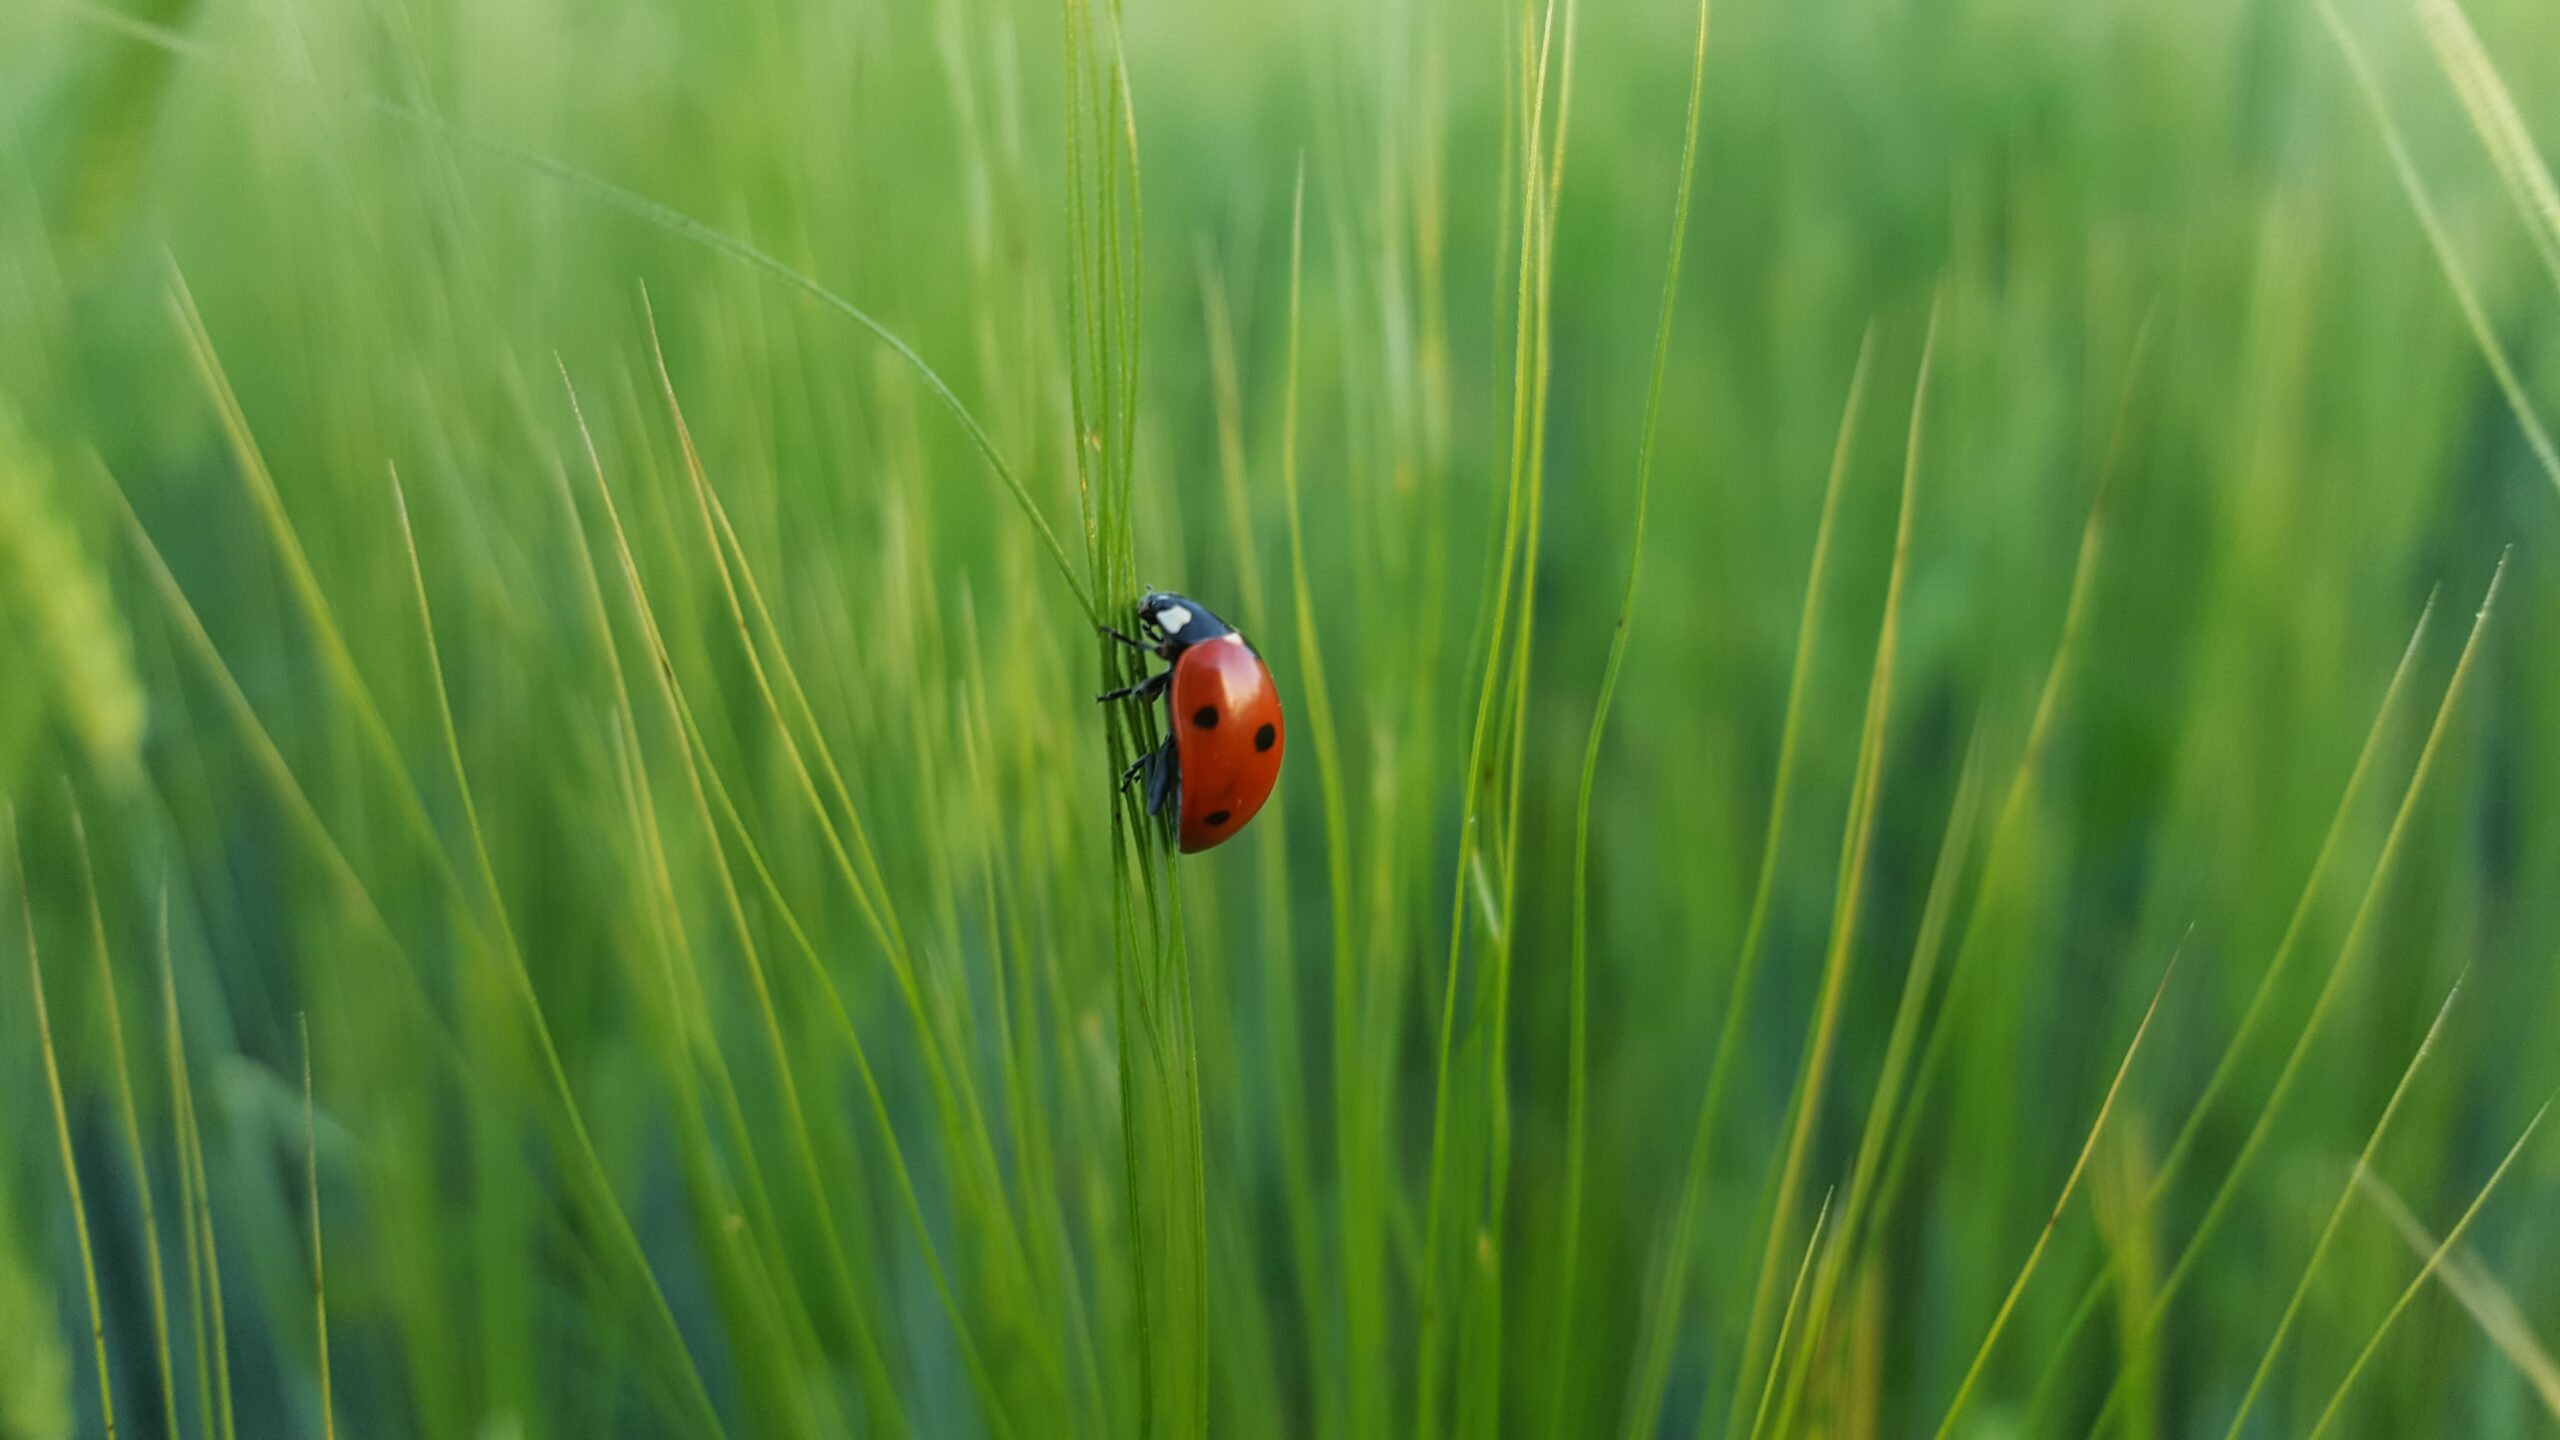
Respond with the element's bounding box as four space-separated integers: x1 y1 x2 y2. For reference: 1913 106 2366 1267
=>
1099 589 1285 853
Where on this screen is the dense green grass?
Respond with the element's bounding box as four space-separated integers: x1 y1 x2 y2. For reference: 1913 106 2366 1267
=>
5 0 2560 1435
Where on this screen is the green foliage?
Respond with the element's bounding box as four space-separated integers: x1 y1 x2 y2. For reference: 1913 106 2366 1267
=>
3 0 2559 1436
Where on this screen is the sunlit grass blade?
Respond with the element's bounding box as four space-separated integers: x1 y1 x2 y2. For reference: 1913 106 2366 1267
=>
2416 0 2560 295
2320 1134 2560 1433
2219 972 2469 1438
2321 0 2560 494
1620 327 1873 1440
16 805 119 1440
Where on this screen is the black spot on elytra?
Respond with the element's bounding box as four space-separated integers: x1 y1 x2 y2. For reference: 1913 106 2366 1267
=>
1203 810 1231 827
1254 723 1277 752
1194 705 1220 729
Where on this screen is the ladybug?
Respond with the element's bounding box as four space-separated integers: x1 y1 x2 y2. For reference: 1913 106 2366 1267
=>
1098 589 1286 853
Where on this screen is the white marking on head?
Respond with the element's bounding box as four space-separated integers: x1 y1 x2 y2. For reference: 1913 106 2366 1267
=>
1156 604 1193 634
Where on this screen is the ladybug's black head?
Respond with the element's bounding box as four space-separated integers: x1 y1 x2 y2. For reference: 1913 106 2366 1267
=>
1136 589 1237 649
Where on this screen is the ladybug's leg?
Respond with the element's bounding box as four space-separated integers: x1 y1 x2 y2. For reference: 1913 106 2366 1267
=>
1117 752 1153 792
1142 741 1180 820
1114 740 1178 819
1100 623 1175 659
1095 669 1170 705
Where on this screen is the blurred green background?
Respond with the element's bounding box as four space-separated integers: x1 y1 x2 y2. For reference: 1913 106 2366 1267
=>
4 0 2559 1435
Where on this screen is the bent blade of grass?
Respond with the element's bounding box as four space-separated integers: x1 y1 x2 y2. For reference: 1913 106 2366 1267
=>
2322 0 2560 495
1620 326 1873 1440
2416 0 2560 298
1541 0 1710 1425
2219 971 2469 1439
2321 1133 2560 1433
68 801 183 1440
1930 944 2182 1440
2017 587 2442 1420
72 0 1094 622
15 806 119 1440
2080 552 2509 1438
1735 294 1936 1440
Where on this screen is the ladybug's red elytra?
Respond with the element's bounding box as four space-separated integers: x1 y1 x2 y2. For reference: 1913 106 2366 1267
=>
1098 589 1285 853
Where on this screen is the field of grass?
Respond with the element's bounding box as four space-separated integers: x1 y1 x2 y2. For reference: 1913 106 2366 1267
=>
6 0 2560 1434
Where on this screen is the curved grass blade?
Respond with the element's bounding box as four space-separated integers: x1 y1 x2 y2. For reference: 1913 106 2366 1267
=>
15 806 119 1440
2321 0 2560 495
63 0 1094 622
2418 0 2560 294
67 802 183 1440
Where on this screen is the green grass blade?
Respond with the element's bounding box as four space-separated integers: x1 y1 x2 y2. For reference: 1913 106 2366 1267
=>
299 1014 336 1440
1930 947 2181 1440
16 806 119 1440
68 802 183 1440
2322 0 2560 494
